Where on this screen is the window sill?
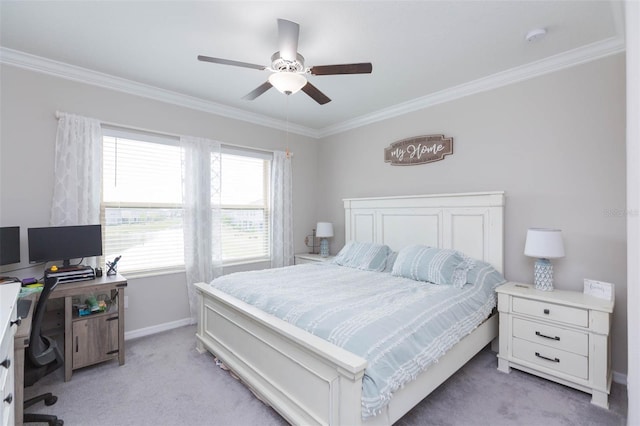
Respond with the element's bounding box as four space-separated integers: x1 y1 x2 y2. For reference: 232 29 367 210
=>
117 266 186 280
222 258 271 268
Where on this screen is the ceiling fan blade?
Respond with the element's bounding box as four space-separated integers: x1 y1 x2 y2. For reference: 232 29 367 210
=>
242 81 273 100
301 82 331 105
197 55 266 71
310 63 373 75
277 19 300 62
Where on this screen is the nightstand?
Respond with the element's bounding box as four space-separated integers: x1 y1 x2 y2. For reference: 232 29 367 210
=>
496 282 614 408
294 253 335 265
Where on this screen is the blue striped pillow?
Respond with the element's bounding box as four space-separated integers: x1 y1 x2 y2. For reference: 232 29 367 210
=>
391 245 473 287
331 241 391 272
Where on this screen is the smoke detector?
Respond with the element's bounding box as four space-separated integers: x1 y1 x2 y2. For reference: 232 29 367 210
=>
525 28 547 42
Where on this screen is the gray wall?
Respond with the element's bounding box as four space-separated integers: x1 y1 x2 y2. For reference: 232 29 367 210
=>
316 54 627 376
0 65 319 332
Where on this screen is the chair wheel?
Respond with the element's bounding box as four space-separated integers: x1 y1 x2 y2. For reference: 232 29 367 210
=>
44 395 58 406
55 420 64 426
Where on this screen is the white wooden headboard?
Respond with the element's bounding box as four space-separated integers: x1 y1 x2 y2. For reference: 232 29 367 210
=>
343 191 505 273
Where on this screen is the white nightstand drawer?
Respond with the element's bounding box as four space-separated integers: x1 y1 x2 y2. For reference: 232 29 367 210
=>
512 318 588 356
512 297 588 327
512 337 588 379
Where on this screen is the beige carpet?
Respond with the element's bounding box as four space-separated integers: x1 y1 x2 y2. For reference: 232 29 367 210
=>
25 325 627 425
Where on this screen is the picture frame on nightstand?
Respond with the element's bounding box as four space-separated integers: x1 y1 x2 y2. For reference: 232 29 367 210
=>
583 279 614 301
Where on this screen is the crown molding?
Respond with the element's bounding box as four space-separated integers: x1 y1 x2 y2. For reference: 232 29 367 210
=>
318 36 626 138
0 47 320 139
1 35 626 140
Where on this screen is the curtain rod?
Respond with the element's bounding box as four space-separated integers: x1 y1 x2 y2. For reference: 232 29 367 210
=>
54 110 288 156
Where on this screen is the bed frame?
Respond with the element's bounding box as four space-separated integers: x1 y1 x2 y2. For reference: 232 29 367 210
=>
195 191 505 425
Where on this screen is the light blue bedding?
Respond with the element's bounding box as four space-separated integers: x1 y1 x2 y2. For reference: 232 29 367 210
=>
209 261 505 419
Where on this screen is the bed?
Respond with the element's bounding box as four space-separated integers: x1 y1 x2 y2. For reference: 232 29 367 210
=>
195 191 505 425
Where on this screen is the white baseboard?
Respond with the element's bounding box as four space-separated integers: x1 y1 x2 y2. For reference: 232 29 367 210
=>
612 370 627 386
124 317 193 341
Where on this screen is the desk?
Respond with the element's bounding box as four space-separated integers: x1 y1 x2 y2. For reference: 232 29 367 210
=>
49 274 127 382
1 282 21 426
14 293 36 426
14 274 126 425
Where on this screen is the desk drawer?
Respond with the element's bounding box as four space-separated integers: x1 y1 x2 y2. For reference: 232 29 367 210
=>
1 319 15 426
512 337 588 379
512 297 588 327
0 323 11 389
512 317 588 356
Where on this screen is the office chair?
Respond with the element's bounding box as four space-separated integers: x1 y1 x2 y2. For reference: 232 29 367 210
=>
23 276 64 426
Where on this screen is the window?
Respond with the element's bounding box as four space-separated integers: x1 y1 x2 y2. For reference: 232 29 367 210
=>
220 148 271 263
102 129 271 276
102 129 184 275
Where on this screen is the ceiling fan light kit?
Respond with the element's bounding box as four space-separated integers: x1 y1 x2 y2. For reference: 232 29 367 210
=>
198 18 372 105
269 72 307 95
525 28 547 42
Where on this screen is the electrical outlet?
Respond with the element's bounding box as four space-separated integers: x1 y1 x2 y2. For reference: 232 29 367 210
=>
125 295 129 309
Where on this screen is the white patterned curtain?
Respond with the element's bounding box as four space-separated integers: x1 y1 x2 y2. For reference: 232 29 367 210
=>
181 136 222 323
271 151 294 267
50 113 103 266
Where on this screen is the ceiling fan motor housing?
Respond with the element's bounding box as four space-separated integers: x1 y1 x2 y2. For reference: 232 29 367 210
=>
270 52 305 72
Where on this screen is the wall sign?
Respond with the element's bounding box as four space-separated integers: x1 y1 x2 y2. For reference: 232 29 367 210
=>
384 134 453 166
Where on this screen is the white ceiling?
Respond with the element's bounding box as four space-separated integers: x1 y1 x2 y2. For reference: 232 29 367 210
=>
0 1 625 137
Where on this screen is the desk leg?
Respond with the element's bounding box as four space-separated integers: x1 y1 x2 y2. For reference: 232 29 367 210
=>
14 346 25 426
64 296 73 382
118 287 125 365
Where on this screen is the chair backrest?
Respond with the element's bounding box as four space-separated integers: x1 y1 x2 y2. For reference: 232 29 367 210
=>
28 276 60 366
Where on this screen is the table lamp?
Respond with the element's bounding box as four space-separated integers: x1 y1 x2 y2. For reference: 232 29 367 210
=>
524 228 565 291
316 222 334 258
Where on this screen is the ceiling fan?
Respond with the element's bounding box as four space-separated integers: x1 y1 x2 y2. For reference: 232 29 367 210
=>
197 18 372 105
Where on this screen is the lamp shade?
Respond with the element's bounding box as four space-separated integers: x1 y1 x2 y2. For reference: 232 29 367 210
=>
524 228 565 259
316 222 334 238
268 72 307 95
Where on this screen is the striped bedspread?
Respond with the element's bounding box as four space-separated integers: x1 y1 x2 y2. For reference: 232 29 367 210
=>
209 262 505 419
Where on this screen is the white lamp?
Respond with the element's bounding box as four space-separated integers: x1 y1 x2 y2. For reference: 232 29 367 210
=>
268 72 307 95
524 228 565 291
316 222 334 258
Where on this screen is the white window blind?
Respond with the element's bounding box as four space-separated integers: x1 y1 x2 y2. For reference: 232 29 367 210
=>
102 131 184 274
220 149 271 263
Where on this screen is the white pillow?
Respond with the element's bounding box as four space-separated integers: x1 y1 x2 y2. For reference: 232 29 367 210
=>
391 245 474 287
331 241 391 272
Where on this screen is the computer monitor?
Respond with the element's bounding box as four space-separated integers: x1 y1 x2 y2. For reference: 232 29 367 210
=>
0 226 20 266
28 225 102 267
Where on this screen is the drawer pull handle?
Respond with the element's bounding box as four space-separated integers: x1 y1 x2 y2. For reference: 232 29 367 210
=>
4 393 12 405
535 352 560 363
535 331 560 341
543 309 550 315
1 358 10 369
11 317 22 327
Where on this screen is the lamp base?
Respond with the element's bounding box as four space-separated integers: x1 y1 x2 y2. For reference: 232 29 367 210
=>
320 238 329 257
534 258 554 291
